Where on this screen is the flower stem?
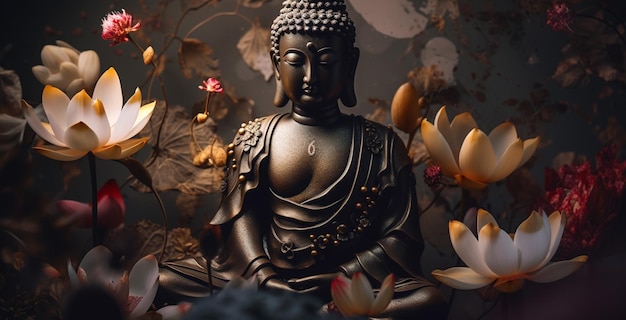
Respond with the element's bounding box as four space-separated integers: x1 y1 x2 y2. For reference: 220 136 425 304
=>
87 152 99 247
150 186 168 263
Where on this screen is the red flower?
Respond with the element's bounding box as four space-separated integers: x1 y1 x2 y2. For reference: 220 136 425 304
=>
57 179 125 229
101 9 141 46
542 145 626 257
198 78 224 93
546 2 574 32
424 165 443 189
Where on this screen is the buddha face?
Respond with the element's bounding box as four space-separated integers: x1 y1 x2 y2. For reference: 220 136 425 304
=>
275 33 353 108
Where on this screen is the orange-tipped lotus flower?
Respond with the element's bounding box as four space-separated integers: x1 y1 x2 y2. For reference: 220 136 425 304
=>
22 67 155 161
432 209 587 293
391 82 424 135
421 106 539 189
331 272 394 317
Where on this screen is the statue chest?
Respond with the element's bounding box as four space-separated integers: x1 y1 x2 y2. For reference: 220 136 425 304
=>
267 119 353 203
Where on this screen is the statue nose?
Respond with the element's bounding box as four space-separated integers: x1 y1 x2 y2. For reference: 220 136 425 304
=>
303 63 317 84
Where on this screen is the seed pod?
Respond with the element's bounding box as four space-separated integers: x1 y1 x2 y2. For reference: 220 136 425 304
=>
142 46 154 65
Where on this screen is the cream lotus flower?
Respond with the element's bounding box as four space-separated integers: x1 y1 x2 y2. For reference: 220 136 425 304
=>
331 272 394 317
22 67 155 161
432 209 587 293
421 106 539 189
67 245 159 318
32 40 101 97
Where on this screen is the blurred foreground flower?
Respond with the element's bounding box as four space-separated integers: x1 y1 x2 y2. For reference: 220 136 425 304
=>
57 179 125 229
421 106 539 189
102 9 141 46
31 40 100 97
22 67 155 161
432 209 587 293
67 245 158 318
543 145 626 257
330 272 394 318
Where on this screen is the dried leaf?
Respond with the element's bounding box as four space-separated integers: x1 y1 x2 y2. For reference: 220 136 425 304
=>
130 102 224 195
237 21 273 81
178 38 220 79
406 65 448 95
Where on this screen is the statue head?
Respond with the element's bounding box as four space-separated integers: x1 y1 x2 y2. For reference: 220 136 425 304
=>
270 0 360 108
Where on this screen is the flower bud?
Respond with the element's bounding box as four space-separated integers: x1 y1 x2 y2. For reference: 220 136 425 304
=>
391 82 423 134
143 46 154 65
196 113 208 123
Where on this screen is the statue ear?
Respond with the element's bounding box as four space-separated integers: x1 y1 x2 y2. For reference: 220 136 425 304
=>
272 53 289 108
340 47 360 108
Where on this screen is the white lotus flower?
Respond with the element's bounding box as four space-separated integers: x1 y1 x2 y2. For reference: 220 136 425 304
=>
432 209 587 293
421 106 539 189
22 67 155 161
67 245 159 318
32 40 100 97
331 272 394 317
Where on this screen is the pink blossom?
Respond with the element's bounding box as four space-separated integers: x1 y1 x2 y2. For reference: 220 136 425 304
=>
57 179 125 229
424 165 443 189
546 2 574 32
101 9 141 46
198 78 224 93
542 145 626 257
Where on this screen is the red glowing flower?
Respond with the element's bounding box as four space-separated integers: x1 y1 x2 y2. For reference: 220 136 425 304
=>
542 145 626 257
198 78 224 93
546 2 574 32
424 164 443 189
101 9 141 46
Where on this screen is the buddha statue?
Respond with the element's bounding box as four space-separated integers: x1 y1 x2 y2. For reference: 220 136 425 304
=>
159 1 447 318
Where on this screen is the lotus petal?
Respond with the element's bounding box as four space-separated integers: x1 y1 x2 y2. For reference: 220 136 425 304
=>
93 138 148 160
540 211 566 265
78 50 101 89
33 145 87 161
514 211 551 273
109 88 141 143
350 272 374 315
421 120 460 177
448 112 477 159
128 254 159 317
479 223 519 276
64 122 100 152
370 274 394 315
331 274 358 316
518 136 540 168
489 138 523 182
459 128 496 183
432 267 494 290
527 256 588 283
92 67 123 126
488 122 518 159
120 100 156 142
22 100 66 147
449 220 496 277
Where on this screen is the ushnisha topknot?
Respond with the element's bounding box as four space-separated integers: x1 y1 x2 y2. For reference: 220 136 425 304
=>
270 0 356 58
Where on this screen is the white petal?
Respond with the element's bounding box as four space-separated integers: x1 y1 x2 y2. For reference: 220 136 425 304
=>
479 223 519 276
489 138 523 182
67 260 79 287
370 274 394 316
119 101 155 142
66 79 86 98
109 88 141 143
540 211 566 265
421 120 460 177
42 85 70 137
41 45 69 72
527 256 587 283
431 267 494 290
32 66 51 84
64 122 100 152
350 272 374 315
78 245 113 284
433 106 453 148
59 61 81 90
517 137 540 168
448 112 477 160
128 254 159 317
449 220 496 277
476 209 498 234
92 67 123 126
514 211 551 273
331 275 358 317
459 128 496 183
33 145 87 161
488 122 518 159
22 100 66 146
78 50 100 89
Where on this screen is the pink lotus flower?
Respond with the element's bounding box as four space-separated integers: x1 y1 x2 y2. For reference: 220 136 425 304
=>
57 179 125 229
198 78 223 93
330 272 394 317
101 9 141 46
67 246 159 318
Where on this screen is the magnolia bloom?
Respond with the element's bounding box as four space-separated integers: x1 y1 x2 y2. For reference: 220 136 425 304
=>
421 106 539 189
102 9 141 46
432 209 588 293
198 78 224 93
57 179 125 229
67 245 159 318
31 40 100 97
22 67 155 161
330 272 394 317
